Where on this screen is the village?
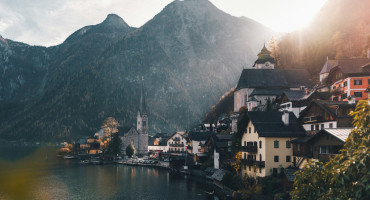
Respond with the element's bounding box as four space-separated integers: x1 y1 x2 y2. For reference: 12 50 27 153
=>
58 45 370 199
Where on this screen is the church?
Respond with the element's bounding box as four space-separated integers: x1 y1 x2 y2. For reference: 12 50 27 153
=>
231 44 312 132
119 78 149 155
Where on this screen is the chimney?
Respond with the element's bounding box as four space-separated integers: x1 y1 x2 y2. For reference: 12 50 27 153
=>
305 89 309 95
282 111 289 126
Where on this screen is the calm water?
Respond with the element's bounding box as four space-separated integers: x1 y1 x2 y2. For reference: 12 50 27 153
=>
0 146 214 200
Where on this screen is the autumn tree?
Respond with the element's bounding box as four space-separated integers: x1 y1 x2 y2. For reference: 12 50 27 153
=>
101 117 120 141
291 100 370 199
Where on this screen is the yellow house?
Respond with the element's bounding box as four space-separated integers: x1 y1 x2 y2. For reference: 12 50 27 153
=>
241 111 306 178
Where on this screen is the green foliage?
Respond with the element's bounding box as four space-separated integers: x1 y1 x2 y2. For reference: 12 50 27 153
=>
291 100 370 199
108 133 122 156
126 144 136 158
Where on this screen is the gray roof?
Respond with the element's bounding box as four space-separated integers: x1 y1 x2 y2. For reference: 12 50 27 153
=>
323 128 353 142
211 169 225 181
320 58 370 74
245 112 306 137
188 131 212 141
236 69 312 91
250 89 284 97
283 90 315 101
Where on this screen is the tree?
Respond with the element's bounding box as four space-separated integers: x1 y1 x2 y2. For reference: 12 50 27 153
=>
109 132 122 156
291 100 370 199
101 117 120 151
126 144 136 158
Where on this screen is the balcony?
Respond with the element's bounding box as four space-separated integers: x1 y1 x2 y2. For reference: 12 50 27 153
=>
241 159 265 167
241 145 257 153
330 87 344 95
169 143 184 147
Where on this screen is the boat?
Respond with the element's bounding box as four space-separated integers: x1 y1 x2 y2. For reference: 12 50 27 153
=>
63 155 77 159
80 160 90 164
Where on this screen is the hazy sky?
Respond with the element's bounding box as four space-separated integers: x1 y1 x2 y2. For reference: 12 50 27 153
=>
0 0 327 47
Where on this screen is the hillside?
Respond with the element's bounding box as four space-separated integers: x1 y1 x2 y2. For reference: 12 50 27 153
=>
0 0 273 141
276 0 370 81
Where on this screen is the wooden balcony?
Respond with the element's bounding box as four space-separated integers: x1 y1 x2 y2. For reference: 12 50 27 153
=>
169 143 184 147
241 159 265 167
241 145 258 153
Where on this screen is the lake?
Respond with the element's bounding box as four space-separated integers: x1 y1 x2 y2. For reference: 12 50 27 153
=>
0 145 215 200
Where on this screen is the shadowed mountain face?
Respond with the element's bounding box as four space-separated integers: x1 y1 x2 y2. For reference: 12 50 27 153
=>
0 0 273 141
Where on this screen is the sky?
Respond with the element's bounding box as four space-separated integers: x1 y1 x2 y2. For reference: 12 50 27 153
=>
0 0 327 47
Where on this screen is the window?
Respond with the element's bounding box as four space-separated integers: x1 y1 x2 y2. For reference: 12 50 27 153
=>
254 128 257 133
333 86 336 89
341 93 347 100
339 84 341 87
273 168 278 176
274 141 279 148
298 144 301 151
286 141 291 148
333 96 339 101
321 124 324 130
344 81 347 87
368 79 370 85
244 141 246 146
320 146 328 154
286 156 291 162
354 79 362 85
259 141 262 149
329 123 333 128
143 121 146 127
274 156 279 162
249 127 251 133
354 92 362 98
244 153 246 159
311 125 314 131
315 124 319 131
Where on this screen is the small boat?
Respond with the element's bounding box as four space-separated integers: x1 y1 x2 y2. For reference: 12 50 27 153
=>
80 160 90 164
64 155 77 159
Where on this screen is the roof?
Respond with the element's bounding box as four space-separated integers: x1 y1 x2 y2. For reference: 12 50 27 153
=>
245 111 306 137
235 69 312 91
322 128 353 142
188 131 212 141
254 45 276 64
291 136 314 143
320 58 370 74
282 90 315 101
284 168 300 182
211 169 226 181
250 89 284 97
298 100 355 121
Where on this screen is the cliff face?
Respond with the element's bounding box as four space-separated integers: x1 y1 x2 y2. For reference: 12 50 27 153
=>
0 0 273 141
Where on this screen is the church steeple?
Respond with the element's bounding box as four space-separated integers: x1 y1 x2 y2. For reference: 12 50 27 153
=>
137 77 148 134
253 44 276 69
139 76 147 116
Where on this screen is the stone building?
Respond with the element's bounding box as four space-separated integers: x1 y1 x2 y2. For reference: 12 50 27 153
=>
119 78 148 155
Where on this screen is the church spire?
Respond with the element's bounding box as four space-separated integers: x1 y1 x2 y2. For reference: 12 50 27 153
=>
139 76 147 115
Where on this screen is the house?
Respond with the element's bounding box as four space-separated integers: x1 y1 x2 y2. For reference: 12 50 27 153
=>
187 131 212 164
205 134 232 169
148 133 169 154
167 131 188 154
319 56 370 83
240 111 306 178
291 128 353 168
232 44 312 132
277 90 325 117
297 100 355 135
326 63 370 101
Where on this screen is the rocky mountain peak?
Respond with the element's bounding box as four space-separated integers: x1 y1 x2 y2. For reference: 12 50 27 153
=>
102 13 130 29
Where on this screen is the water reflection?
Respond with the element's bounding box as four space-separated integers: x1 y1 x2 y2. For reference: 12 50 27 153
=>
0 146 213 200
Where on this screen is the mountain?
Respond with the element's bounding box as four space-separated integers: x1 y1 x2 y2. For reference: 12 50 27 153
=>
0 0 273 141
